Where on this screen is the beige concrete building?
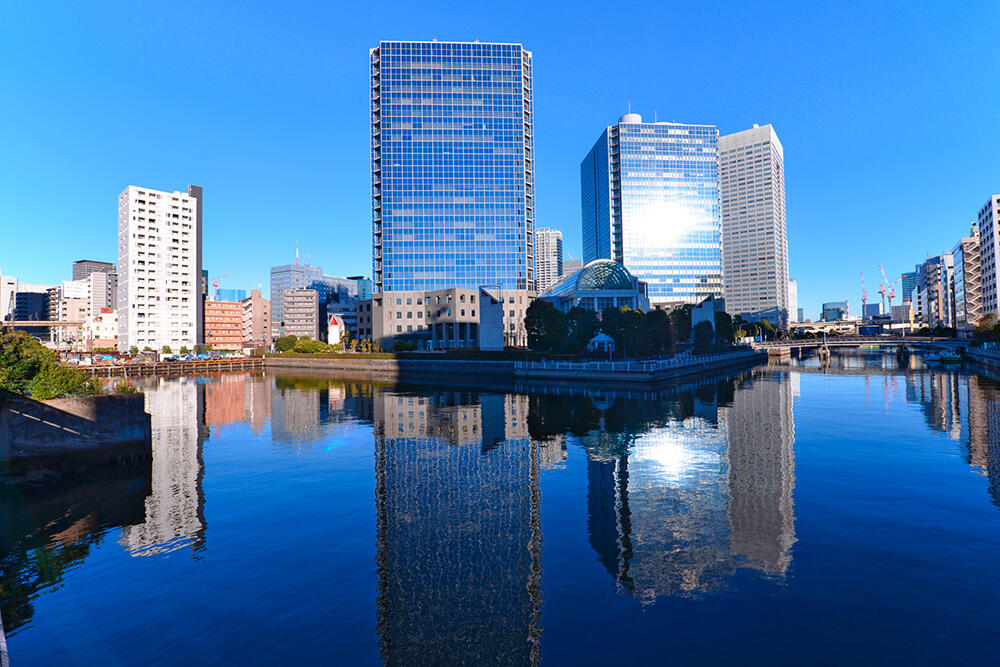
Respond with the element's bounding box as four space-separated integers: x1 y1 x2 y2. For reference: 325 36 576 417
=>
719 124 788 327
367 287 534 350
535 227 563 292
952 229 982 335
284 288 319 339
241 288 271 349
204 300 243 350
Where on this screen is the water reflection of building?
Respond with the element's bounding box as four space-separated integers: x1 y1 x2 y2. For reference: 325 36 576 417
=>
724 374 796 575
907 371 962 439
204 372 272 434
583 372 796 600
119 377 207 556
965 373 1000 504
373 389 543 665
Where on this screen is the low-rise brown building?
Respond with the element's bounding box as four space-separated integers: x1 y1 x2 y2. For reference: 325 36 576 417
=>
204 300 243 350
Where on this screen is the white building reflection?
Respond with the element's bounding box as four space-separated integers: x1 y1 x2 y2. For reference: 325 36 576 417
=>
119 377 207 557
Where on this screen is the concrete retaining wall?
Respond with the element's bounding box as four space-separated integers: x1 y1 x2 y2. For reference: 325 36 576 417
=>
264 356 516 381
1 394 151 475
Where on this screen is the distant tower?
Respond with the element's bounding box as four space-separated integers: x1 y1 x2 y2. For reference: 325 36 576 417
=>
719 124 788 327
535 228 563 291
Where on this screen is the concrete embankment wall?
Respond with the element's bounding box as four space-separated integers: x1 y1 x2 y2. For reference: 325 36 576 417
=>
265 352 765 387
514 351 766 385
264 356 516 383
1 394 151 475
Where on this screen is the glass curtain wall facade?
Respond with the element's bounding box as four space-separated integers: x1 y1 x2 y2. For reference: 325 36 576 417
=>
581 114 721 305
371 41 535 293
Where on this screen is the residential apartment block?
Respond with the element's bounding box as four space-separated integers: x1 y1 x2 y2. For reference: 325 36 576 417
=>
204 300 243 350
241 288 271 349
89 270 117 316
371 40 535 292
952 229 981 334
582 113 721 305
269 262 359 338
117 184 203 352
283 288 319 339
719 124 789 326
978 195 1000 318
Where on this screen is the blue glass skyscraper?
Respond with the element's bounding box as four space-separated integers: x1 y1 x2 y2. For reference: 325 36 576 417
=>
371 41 535 293
581 113 721 304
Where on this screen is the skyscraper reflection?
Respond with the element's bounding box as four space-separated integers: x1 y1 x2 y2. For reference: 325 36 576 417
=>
119 377 207 557
373 388 543 665
579 372 796 599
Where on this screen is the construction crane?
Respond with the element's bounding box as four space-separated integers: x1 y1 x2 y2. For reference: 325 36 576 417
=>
878 265 902 312
212 273 231 289
860 271 868 320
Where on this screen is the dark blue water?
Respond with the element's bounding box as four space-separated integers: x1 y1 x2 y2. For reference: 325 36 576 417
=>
3 356 1000 664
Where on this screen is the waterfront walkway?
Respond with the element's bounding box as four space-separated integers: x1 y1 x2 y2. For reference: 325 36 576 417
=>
513 349 765 384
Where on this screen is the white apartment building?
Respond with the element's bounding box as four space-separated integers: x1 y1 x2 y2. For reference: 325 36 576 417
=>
978 195 1000 318
719 124 789 327
535 227 564 292
117 185 203 352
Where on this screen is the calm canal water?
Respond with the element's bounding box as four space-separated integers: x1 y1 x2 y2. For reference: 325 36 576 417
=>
3 354 1000 664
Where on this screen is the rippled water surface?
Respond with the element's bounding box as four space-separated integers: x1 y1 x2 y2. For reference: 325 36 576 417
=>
3 355 1000 664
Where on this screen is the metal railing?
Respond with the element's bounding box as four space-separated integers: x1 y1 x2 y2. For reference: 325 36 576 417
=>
514 350 760 374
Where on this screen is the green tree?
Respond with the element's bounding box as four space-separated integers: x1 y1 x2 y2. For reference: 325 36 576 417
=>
714 311 734 344
645 309 674 354
562 306 599 353
0 329 100 399
275 335 298 352
525 300 568 351
293 338 329 353
162 345 172 354
760 319 776 341
194 344 204 354
128 345 138 356
180 346 189 354
142 346 152 352
670 305 693 342
619 307 648 357
693 320 715 348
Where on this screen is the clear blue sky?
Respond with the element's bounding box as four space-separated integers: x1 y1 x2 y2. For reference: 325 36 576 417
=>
1 1 997 318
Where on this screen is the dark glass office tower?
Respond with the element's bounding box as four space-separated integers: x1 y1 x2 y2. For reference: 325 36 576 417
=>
371 41 535 293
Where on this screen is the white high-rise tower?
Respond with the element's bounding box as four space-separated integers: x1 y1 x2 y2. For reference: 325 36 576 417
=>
117 185 203 352
719 124 788 326
535 227 563 292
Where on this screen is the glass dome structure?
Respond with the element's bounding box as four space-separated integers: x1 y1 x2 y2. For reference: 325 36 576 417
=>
542 259 637 297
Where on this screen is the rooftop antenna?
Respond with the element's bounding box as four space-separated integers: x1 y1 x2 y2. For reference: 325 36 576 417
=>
654 109 657 122
627 99 631 114
296 241 299 265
